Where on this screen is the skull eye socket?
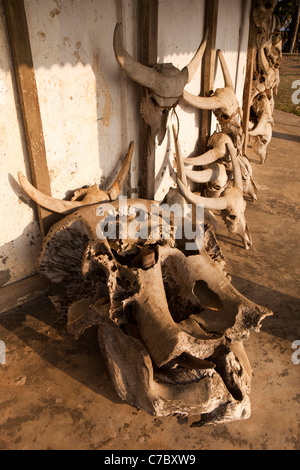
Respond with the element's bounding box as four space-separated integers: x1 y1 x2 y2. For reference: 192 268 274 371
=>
150 96 159 107
222 113 229 120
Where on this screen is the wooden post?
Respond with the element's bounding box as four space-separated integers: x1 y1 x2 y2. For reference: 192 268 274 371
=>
3 0 55 236
138 0 158 200
242 0 257 154
200 0 219 153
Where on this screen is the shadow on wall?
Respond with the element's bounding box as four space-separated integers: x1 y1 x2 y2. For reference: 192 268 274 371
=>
0 218 43 288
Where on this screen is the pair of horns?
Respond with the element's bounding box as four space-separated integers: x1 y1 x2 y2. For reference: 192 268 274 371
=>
113 22 208 95
183 49 234 110
172 125 226 185
184 132 232 167
18 142 134 214
176 137 243 212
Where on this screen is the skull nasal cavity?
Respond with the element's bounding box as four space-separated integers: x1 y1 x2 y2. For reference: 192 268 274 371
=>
193 281 223 310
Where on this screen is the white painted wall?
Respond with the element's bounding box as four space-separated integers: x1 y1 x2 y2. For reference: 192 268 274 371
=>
0 0 251 287
0 5 41 286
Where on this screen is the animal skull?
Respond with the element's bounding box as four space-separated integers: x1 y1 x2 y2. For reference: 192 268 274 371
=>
113 23 208 144
175 132 252 249
18 151 271 423
36 197 271 422
182 50 243 144
249 92 273 164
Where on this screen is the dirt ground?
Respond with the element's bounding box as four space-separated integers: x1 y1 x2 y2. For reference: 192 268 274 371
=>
275 54 300 116
0 109 299 451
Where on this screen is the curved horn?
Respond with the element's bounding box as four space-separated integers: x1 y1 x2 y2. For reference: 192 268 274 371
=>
184 147 223 166
248 112 270 137
185 164 221 184
18 172 109 214
258 46 270 74
172 125 187 185
183 29 209 82
113 23 159 89
177 178 228 211
18 143 133 214
216 49 234 89
183 89 220 110
226 141 243 191
107 141 134 200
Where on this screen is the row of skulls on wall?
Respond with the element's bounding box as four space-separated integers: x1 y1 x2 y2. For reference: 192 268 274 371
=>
249 0 282 163
17 12 277 424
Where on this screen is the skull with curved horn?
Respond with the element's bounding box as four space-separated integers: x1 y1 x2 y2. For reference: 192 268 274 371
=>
18 142 134 215
113 22 208 144
176 135 252 250
249 92 274 164
182 50 243 145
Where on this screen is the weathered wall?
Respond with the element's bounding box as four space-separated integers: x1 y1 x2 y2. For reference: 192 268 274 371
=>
0 0 251 287
0 3 41 286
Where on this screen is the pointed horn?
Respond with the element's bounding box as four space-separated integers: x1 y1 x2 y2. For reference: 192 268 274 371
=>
183 89 220 110
216 49 234 89
18 172 109 214
183 29 209 83
226 142 243 191
172 125 187 185
107 141 134 200
177 178 228 211
249 112 270 137
184 147 223 166
185 164 220 184
113 23 159 89
258 46 270 74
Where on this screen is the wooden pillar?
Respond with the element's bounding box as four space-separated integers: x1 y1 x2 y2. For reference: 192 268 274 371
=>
242 0 257 154
3 0 55 236
200 0 219 153
138 0 158 200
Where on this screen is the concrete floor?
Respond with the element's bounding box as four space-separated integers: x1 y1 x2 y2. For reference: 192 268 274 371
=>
0 109 299 450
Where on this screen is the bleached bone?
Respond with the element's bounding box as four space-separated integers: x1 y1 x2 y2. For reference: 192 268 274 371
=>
249 92 273 164
184 132 232 166
237 154 258 201
18 142 134 214
177 139 252 249
114 22 208 143
183 50 242 141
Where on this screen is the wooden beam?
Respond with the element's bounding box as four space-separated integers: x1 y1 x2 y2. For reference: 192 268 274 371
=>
200 0 219 153
138 0 158 200
3 0 54 236
242 0 257 154
0 274 49 315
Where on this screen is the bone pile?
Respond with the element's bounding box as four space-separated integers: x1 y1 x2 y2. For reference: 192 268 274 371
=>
16 17 277 425
113 22 263 250
249 0 282 163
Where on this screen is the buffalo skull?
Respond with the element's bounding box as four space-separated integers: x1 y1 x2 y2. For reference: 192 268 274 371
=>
113 23 208 144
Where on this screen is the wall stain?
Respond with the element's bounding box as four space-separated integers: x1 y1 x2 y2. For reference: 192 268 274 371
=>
92 49 111 127
37 32 46 41
50 8 60 18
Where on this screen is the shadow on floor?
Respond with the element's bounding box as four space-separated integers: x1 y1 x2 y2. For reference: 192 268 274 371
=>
0 295 122 403
272 131 300 143
230 274 300 343
1 272 299 397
